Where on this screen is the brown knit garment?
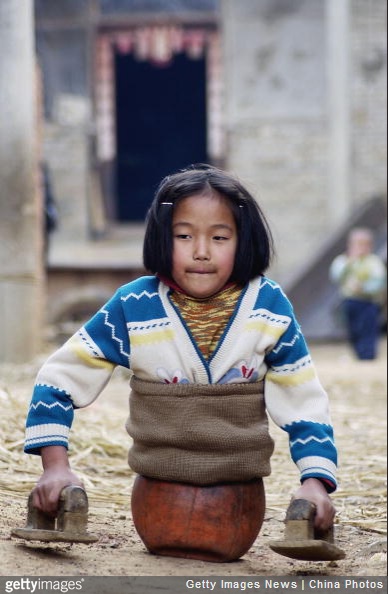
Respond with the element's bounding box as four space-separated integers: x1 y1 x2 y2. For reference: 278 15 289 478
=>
126 376 275 485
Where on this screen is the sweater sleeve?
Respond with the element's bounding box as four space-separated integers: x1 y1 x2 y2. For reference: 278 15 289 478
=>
263 292 338 491
25 287 130 454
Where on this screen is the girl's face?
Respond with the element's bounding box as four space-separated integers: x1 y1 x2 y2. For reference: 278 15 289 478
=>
171 192 238 299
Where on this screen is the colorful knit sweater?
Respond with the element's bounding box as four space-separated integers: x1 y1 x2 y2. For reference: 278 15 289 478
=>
25 275 337 490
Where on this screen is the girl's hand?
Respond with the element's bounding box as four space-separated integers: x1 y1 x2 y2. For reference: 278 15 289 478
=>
293 478 336 531
31 446 84 516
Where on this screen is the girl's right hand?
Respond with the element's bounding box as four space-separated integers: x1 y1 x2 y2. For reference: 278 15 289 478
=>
31 445 84 516
32 468 84 516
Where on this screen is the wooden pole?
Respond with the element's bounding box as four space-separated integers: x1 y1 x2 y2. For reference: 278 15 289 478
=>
0 0 45 363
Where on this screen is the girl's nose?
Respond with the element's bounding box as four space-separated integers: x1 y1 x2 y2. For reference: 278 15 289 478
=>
193 238 210 260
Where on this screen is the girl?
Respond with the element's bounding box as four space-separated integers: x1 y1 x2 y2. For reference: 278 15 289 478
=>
25 165 337 555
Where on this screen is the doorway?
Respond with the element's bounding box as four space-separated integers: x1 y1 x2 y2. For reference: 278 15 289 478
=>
114 52 208 221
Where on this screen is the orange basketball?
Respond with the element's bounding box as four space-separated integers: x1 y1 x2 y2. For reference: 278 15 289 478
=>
131 475 265 562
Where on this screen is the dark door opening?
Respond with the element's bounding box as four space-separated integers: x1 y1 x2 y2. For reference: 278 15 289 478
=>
115 52 208 221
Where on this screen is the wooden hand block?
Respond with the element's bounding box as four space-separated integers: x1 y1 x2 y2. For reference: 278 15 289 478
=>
11 485 98 544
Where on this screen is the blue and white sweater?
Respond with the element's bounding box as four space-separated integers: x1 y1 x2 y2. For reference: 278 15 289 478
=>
25 275 337 490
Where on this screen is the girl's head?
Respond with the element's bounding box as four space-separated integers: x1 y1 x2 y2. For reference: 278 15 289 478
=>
143 165 274 294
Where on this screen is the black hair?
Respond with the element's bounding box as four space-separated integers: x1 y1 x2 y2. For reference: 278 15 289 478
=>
143 164 274 285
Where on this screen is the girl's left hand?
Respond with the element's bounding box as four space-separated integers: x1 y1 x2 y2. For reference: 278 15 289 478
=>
293 478 336 531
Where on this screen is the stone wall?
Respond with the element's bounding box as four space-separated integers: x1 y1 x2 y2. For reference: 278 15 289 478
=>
221 0 386 283
350 0 387 204
37 0 386 286
43 95 90 241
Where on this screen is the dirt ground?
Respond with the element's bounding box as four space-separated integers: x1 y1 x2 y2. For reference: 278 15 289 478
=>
0 339 386 577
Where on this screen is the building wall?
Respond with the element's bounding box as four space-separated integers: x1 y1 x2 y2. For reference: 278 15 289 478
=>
350 0 387 203
36 0 387 286
35 0 220 242
221 0 387 283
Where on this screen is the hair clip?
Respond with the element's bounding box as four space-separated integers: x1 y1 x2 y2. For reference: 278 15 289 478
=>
161 202 173 206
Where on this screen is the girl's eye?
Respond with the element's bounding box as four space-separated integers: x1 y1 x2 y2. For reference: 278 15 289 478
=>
213 235 228 241
175 234 191 240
